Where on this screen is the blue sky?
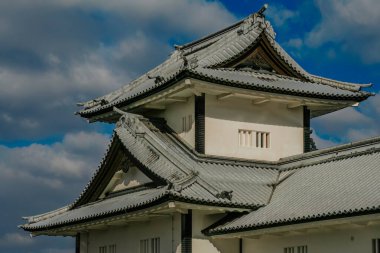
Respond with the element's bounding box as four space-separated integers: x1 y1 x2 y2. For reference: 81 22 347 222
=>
0 0 379 252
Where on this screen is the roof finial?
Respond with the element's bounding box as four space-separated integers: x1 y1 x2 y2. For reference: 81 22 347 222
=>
257 3 269 16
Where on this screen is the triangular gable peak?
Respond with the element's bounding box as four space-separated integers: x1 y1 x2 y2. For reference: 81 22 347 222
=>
99 160 154 199
71 136 165 208
224 35 305 79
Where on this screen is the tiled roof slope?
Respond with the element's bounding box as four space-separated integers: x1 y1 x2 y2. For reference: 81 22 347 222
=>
22 187 169 231
189 68 366 99
21 113 278 232
77 9 372 120
21 112 380 233
206 138 380 235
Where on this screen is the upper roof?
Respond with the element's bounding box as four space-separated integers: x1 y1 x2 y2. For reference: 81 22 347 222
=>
21 110 380 233
77 8 372 121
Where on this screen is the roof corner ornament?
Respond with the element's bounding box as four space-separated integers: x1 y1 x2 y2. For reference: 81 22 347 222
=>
178 49 189 69
174 44 184 50
147 74 164 84
239 4 273 36
114 107 145 135
169 170 199 192
216 190 233 200
257 3 269 16
78 98 109 110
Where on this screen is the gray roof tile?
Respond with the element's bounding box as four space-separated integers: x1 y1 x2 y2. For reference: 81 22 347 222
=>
21 113 380 234
78 12 371 119
21 113 277 231
23 187 168 230
189 68 367 99
207 145 380 235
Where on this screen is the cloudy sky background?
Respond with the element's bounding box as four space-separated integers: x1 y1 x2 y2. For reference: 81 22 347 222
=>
1 0 379 252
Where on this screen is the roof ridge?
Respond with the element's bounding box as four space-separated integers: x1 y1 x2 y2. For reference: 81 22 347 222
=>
180 19 244 50
279 136 380 165
281 144 380 171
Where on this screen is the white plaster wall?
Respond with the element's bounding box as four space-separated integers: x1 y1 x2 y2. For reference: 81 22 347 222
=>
205 94 303 161
79 232 88 253
243 225 380 253
111 166 152 192
82 214 181 253
158 96 195 148
192 210 239 253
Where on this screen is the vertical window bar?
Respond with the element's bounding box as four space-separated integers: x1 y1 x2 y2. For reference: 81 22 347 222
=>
263 132 267 148
188 115 192 131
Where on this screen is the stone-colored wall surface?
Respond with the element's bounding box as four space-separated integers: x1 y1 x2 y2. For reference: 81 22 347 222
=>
205 94 303 161
243 225 380 253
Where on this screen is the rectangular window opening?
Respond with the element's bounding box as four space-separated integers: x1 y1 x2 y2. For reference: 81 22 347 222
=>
297 245 308 253
238 129 253 147
140 238 160 253
99 246 107 253
151 237 160 253
285 245 307 253
182 115 193 132
140 239 149 253
255 131 270 148
108 244 116 253
284 247 294 253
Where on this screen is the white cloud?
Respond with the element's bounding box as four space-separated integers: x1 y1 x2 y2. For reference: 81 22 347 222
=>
0 132 109 252
306 0 380 63
313 107 373 133
347 128 379 142
0 131 110 185
369 91 380 114
0 233 33 246
286 38 304 49
311 129 339 149
0 0 235 140
312 103 380 145
266 4 298 27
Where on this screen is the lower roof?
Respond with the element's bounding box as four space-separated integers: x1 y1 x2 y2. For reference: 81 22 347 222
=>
21 113 380 236
206 141 380 235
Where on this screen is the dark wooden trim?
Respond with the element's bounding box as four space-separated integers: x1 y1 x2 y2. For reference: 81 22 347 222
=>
239 238 243 253
303 106 311 153
75 233 80 253
181 210 192 253
195 94 205 154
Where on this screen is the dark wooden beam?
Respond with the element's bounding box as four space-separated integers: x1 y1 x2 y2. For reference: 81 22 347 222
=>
195 94 205 154
303 106 311 153
181 210 192 253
